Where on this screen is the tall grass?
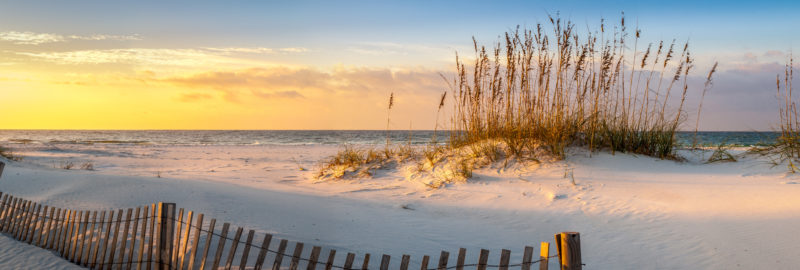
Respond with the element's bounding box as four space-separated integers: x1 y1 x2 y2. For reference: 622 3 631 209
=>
446 15 716 159
759 57 800 164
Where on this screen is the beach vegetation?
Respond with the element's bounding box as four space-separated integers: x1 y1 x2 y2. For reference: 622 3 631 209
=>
59 161 75 170
79 162 95 171
0 145 23 162
446 14 716 161
706 143 737 163
750 57 800 169
317 14 717 186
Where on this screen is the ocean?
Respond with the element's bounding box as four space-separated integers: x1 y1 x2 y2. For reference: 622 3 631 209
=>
0 130 781 147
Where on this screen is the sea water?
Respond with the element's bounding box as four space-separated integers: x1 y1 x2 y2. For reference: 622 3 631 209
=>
0 130 780 147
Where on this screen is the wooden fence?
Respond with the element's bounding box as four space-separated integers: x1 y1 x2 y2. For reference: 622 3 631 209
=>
0 163 582 270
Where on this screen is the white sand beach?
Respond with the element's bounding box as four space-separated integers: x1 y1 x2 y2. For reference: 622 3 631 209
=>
0 144 798 269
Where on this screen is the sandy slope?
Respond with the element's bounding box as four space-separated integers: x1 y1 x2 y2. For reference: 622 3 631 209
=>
0 233 82 269
0 144 799 269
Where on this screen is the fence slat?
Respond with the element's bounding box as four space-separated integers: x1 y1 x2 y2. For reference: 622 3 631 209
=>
198 218 217 270
171 208 184 267
456 248 466 270
11 199 22 238
21 202 35 242
224 227 244 270
185 213 204 270
82 211 98 266
74 211 87 263
59 208 70 255
127 207 142 270
157 203 176 270
179 211 193 270
26 203 42 243
68 210 80 260
136 206 150 270
361 253 370 270
92 210 109 269
437 251 449 270
31 203 43 243
306 246 322 270
253 233 272 270
116 208 133 270
343 253 355 270
146 204 156 270
0 195 9 231
14 200 29 239
420 255 430 270
238 229 255 270
107 209 124 270
271 239 289 270
10 198 21 234
21 201 33 240
5 197 18 233
499 249 511 270
324 250 337 270
539 242 549 270
38 205 52 247
6 197 18 233
22 201 35 241
27 202 40 242
522 246 534 270
379 254 390 270
69 210 83 262
57 208 69 255
556 232 581 270
12 200 26 239
289 242 304 270
32 204 45 245
477 249 489 270
46 207 59 249
0 194 7 229
59 208 73 256
399 254 410 270
211 222 231 270
2 197 14 232
99 210 116 269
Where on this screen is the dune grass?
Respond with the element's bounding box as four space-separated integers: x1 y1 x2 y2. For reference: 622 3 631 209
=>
317 14 717 183
751 57 800 169
446 15 716 160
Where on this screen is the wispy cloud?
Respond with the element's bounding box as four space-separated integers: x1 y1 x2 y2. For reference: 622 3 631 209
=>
162 66 446 103
204 47 309 55
17 47 309 67
0 31 140 45
17 48 217 65
0 31 64 45
68 34 141 41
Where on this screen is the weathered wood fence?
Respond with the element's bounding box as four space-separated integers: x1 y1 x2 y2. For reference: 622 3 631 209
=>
0 191 582 269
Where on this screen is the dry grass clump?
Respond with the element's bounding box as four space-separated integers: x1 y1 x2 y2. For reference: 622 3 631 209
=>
446 15 716 160
0 145 23 162
59 161 75 170
706 143 737 164
751 57 800 169
316 145 406 180
79 162 95 171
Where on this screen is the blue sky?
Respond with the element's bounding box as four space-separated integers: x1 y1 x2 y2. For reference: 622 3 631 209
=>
0 0 798 130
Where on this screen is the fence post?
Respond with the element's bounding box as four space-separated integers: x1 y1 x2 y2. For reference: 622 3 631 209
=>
0 161 5 179
555 232 581 270
157 202 176 270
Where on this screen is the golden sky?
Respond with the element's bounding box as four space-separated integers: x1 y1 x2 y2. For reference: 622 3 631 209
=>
1 1 797 130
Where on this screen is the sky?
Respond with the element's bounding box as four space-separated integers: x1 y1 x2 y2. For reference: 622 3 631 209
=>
1 0 799 130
